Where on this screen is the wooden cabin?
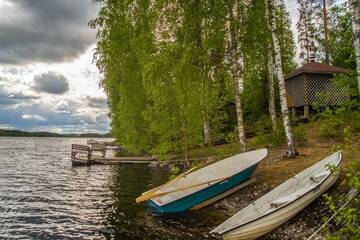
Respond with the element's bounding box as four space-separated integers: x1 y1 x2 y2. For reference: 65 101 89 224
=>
285 62 349 118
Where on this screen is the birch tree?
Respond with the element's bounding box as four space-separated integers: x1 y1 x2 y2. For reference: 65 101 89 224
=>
266 0 297 157
226 1 246 152
350 0 360 93
267 45 277 130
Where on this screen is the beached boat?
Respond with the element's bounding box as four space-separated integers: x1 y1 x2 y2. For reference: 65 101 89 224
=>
136 149 268 214
211 151 342 240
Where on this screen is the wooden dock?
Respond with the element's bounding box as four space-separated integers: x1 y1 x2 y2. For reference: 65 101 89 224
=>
71 143 225 166
71 143 159 166
93 156 158 165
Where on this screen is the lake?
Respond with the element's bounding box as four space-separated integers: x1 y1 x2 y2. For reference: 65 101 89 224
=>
0 137 219 240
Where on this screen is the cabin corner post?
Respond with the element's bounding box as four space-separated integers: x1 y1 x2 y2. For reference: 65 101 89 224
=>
292 108 297 119
304 106 310 119
304 74 309 119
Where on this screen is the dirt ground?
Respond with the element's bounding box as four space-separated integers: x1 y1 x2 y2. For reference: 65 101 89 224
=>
210 122 359 240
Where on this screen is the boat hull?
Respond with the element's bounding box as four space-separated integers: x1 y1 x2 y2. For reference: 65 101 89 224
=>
147 164 258 214
222 171 339 240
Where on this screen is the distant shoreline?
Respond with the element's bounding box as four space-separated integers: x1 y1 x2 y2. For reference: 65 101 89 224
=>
0 129 111 138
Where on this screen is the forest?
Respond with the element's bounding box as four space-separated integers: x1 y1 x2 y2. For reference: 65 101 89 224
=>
90 1 360 238
89 0 359 158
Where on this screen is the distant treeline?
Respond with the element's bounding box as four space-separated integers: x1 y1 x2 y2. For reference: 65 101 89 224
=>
0 129 112 138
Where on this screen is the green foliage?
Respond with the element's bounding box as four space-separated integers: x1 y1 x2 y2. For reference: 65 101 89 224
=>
90 0 297 156
249 118 285 148
293 124 306 144
323 125 360 239
169 165 181 180
323 162 360 240
327 3 356 70
332 72 360 99
316 101 360 139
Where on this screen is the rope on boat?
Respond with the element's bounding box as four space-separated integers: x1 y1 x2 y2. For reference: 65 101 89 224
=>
306 188 359 240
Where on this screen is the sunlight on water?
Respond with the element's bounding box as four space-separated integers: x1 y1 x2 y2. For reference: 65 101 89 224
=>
0 137 219 240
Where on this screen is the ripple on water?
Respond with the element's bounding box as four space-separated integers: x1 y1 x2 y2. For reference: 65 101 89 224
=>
0 137 113 240
0 137 220 240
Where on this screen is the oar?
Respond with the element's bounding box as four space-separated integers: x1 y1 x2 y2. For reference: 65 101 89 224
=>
136 175 231 203
138 164 201 198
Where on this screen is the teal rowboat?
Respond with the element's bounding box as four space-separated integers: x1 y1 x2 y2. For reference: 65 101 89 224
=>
137 149 268 214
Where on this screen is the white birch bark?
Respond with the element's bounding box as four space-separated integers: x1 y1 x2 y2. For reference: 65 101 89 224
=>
203 121 211 145
223 4 246 152
267 46 277 130
350 0 360 94
226 30 246 151
231 56 246 152
266 0 297 157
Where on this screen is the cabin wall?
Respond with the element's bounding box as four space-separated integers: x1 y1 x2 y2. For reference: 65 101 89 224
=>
306 73 350 106
285 75 305 107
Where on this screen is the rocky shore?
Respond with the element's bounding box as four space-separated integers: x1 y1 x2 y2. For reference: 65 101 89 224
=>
104 123 355 240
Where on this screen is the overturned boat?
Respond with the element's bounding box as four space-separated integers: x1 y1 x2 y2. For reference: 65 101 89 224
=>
211 151 342 240
136 148 268 214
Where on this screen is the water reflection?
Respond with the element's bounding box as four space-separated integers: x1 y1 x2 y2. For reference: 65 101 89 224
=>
0 137 222 240
103 165 221 240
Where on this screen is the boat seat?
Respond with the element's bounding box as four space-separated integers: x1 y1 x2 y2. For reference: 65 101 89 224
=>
270 194 298 208
310 171 329 183
197 173 216 182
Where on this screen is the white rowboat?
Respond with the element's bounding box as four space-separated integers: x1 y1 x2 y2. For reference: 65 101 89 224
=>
211 151 342 240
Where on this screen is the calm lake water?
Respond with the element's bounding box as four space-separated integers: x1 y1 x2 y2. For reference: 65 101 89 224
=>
0 137 219 240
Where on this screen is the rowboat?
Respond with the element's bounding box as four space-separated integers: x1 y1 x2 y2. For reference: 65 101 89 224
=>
211 151 342 240
136 148 268 214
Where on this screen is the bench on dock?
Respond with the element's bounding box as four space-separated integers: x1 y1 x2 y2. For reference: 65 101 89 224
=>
90 143 106 158
71 144 91 160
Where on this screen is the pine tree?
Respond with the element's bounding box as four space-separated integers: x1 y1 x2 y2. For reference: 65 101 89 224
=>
297 0 317 63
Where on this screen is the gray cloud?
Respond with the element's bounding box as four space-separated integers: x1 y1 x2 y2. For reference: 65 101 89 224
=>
87 96 107 109
0 97 109 133
0 84 38 105
0 0 99 64
33 71 69 94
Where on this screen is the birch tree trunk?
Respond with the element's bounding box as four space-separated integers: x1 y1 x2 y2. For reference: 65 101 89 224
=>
267 45 277 130
266 0 297 157
350 0 360 94
203 121 211 145
231 57 246 152
225 4 246 152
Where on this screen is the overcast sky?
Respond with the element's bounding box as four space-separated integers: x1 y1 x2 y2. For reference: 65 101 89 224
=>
0 0 298 134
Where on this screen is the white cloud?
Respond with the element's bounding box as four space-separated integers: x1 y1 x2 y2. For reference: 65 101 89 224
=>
22 114 46 121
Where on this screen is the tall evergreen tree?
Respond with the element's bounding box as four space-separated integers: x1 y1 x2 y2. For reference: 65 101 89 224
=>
297 0 317 63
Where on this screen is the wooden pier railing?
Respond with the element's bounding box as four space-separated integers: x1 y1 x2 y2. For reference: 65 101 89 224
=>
71 144 91 160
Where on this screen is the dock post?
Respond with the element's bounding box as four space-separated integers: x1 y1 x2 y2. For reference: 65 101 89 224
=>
292 107 296 119
304 105 309 119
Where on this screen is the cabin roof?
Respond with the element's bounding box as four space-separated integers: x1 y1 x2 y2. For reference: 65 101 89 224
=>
285 62 349 80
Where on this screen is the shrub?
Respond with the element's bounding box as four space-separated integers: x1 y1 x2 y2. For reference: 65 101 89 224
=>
317 101 360 140
249 119 285 148
323 162 360 240
294 124 306 144
323 128 360 240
